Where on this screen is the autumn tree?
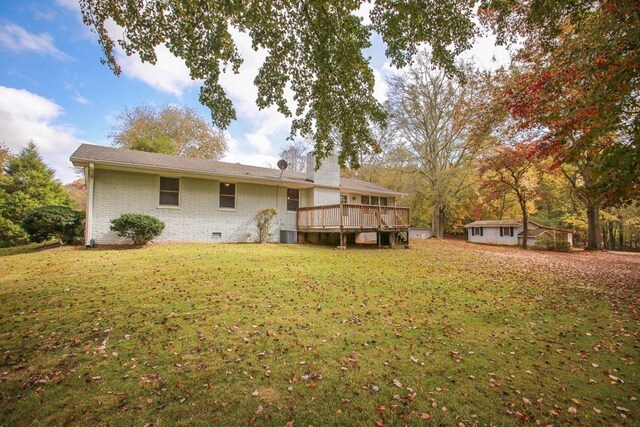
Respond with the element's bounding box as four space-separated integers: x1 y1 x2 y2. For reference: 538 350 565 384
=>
481 143 542 248
483 0 640 249
387 53 488 238
110 105 228 160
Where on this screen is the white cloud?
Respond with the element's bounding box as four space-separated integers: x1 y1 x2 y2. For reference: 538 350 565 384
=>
222 133 279 168
116 44 199 97
372 69 388 103
0 23 72 61
354 2 374 25
461 33 511 70
0 86 90 183
73 91 91 105
55 0 80 11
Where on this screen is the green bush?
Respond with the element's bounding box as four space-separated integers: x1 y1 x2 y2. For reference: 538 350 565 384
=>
0 217 28 248
534 235 572 252
22 205 84 245
110 213 165 245
255 207 277 243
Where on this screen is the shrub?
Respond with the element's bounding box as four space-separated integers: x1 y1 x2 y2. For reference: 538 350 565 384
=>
22 205 84 245
110 213 165 245
255 207 277 243
0 217 28 248
533 235 572 252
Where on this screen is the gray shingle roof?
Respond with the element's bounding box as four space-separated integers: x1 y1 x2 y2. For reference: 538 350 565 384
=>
70 144 405 197
464 220 522 227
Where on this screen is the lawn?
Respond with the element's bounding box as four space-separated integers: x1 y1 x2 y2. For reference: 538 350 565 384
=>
0 240 638 426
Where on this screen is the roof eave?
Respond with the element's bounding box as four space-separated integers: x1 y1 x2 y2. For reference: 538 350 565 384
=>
71 156 315 188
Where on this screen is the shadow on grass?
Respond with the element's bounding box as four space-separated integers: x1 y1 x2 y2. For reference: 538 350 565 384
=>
0 241 66 257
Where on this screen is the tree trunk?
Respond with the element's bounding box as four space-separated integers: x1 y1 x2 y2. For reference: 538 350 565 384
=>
619 221 624 250
586 202 601 250
520 202 528 249
431 203 445 239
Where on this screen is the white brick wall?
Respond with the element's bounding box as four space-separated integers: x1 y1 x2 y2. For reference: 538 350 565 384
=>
310 187 341 206
91 169 305 243
306 152 340 186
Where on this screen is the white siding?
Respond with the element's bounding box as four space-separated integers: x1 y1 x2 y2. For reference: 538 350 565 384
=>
467 226 522 246
91 169 305 244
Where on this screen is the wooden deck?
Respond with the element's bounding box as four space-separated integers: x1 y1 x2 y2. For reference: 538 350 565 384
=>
296 204 410 232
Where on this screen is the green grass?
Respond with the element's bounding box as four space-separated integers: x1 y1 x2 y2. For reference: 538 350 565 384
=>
0 241 638 426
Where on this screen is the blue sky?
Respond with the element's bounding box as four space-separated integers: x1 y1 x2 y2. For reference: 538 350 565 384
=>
0 0 509 183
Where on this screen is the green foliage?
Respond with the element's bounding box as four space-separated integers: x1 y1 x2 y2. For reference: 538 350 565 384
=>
255 207 277 243
533 235 572 252
0 142 73 225
0 142 74 247
110 213 165 245
110 105 227 159
0 217 27 248
80 1 480 168
129 136 178 155
22 205 84 245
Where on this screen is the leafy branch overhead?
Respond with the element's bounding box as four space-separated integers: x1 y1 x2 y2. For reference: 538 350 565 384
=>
79 0 478 168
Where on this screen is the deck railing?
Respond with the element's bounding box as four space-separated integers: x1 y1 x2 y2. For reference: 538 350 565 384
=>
297 204 410 230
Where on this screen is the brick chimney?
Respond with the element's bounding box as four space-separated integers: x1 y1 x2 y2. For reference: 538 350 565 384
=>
306 152 340 205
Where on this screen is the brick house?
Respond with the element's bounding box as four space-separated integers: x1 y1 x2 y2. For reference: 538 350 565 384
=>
70 144 410 247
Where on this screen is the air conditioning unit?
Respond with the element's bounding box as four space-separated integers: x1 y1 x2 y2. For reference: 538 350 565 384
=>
280 230 297 244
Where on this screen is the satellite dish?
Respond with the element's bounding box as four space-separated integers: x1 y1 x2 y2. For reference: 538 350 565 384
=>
277 159 288 171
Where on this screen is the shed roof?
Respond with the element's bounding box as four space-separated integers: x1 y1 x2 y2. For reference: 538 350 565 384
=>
464 220 522 227
70 144 405 197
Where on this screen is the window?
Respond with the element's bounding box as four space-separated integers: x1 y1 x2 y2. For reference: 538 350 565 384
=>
287 188 299 211
219 182 236 209
472 227 483 236
371 196 379 205
380 197 388 206
159 177 179 206
361 195 370 205
340 195 348 204
500 227 514 237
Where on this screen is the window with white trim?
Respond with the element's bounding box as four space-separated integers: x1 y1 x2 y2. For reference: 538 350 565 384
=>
219 182 236 209
361 195 370 205
159 177 180 206
287 188 299 211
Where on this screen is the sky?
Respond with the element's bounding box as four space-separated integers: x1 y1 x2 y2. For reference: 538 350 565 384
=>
0 1 510 183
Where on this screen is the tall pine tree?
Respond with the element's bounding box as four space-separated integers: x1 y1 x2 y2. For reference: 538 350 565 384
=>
0 141 72 225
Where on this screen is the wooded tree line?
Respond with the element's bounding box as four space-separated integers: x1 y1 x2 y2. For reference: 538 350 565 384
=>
344 45 639 250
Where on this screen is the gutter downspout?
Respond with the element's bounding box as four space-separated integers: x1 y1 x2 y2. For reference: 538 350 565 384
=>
85 163 94 247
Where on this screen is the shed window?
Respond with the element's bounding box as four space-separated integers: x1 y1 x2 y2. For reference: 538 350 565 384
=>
287 188 299 211
361 195 370 205
380 197 388 206
159 177 180 206
472 227 483 236
340 195 348 204
500 227 514 237
219 182 236 209
371 196 379 205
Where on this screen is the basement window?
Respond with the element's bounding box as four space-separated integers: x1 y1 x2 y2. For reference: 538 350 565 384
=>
159 177 180 206
219 182 236 209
